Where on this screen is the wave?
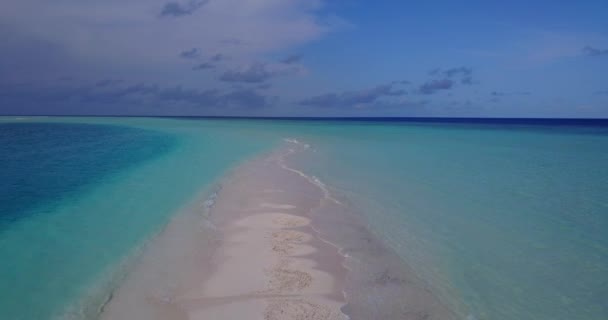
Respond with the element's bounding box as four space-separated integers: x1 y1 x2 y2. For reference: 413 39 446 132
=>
279 138 343 206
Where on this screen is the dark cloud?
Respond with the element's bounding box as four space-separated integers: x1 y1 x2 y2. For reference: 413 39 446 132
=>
122 85 272 108
0 81 274 114
582 46 608 57
427 66 474 86
443 67 473 85
222 88 274 108
179 48 202 59
210 53 226 62
192 62 215 70
0 25 83 83
300 83 407 108
190 54 225 70
461 76 473 85
218 62 299 83
419 79 453 95
160 0 209 18
219 63 272 83
418 66 474 94
281 54 302 64
491 91 531 96
443 66 472 78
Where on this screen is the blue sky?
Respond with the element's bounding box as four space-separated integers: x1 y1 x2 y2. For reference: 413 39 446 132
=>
1 0 607 117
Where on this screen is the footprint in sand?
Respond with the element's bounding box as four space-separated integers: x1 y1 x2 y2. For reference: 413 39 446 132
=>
272 216 309 228
267 267 313 293
265 298 338 320
271 230 309 256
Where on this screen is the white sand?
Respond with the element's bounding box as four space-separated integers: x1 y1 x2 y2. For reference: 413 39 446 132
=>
99 146 348 320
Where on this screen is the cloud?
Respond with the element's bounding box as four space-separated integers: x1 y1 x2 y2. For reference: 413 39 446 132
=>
220 38 246 46
193 62 215 70
582 46 608 57
0 0 341 84
489 91 531 103
281 54 302 64
594 90 608 95
257 83 272 90
429 66 473 85
419 79 454 95
439 66 473 85
180 48 202 59
123 84 273 108
428 68 441 76
461 76 473 85
491 91 531 96
417 66 474 94
210 53 226 62
95 79 123 87
300 83 407 108
221 88 274 108
443 66 472 78
0 81 274 114
219 62 303 83
189 53 226 70
160 0 209 18
219 63 274 83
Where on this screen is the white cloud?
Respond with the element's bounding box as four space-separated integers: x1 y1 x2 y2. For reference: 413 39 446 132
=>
0 0 339 83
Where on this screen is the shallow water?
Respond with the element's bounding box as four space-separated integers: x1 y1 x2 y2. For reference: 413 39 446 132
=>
0 117 275 319
1 117 607 320
289 122 608 320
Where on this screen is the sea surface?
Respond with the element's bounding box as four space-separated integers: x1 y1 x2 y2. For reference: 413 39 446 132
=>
1 117 607 320
0 117 274 319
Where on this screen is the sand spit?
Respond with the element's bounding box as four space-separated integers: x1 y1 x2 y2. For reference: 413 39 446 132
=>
99 140 457 320
99 143 348 320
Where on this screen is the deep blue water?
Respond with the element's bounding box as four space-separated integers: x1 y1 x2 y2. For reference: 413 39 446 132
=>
0 123 176 228
169 116 608 127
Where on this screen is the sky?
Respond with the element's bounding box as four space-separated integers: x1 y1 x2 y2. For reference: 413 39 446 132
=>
0 0 607 117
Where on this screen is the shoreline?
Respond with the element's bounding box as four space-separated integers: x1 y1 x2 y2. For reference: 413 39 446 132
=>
97 139 456 319
98 141 349 319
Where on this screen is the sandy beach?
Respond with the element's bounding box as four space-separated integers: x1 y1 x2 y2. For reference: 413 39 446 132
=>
98 140 456 320
99 142 348 319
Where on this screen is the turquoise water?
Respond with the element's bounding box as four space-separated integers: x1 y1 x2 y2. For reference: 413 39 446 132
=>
0 117 275 320
1 117 607 320
288 122 608 320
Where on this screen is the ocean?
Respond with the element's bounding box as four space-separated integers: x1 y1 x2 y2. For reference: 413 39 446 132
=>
0 117 274 319
1 117 607 320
